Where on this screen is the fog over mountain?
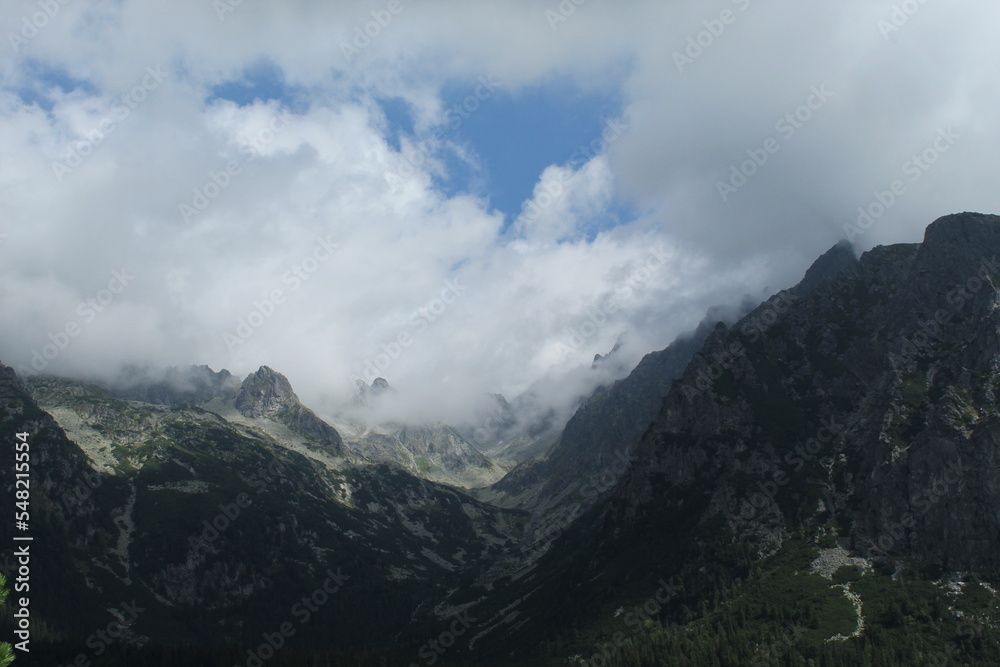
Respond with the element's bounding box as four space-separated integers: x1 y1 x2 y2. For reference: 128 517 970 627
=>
2 1 999 424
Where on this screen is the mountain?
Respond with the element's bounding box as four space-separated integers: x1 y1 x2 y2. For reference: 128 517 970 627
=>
483 304 748 513
0 366 526 663
338 376 510 488
433 213 1000 664
344 419 508 488
457 391 561 466
6 213 1000 665
232 365 345 456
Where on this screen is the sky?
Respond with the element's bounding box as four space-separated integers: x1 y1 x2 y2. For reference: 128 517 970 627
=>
1 0 999 425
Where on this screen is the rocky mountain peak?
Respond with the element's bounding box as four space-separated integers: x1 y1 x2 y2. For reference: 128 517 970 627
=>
1 362 18 384
591 333 626 369
913 212 1000 280
370 377 392 397
793 238 858 296
921 211 1000 248
235 365 299 418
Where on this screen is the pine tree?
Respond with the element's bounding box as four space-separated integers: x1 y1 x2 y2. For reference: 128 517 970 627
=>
0 573 13 666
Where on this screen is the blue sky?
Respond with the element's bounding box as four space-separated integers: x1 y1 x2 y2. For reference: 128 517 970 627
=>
15 60 96 110
427 79 625 224
207 59 311 113
206 62 627 229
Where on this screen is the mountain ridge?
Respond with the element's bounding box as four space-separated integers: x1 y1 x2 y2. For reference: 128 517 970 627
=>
5 213 1000 665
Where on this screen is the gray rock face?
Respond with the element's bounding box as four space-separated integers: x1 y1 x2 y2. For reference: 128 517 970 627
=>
397 423 494 473
345 421 507 488
489 300 757 516
451 214 1000 662
610 212 1000 572
235 365 297 418
791 238 858 296
236 366 344 454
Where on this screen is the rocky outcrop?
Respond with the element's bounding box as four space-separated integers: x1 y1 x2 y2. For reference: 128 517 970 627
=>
610 212 1000 571
345 421 507 488
444 214 1000 663
236 366 344 455
235 365 297 417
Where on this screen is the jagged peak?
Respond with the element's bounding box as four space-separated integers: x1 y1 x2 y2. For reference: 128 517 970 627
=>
591 333 626 369
793 239 858 296
248 364 281 379
236 365 299 418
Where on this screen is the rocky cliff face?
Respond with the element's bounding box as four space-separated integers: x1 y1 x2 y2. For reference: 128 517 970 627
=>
234 365 345 455
610 212 1000 571
344 421 508 488
235 365 297 417
444 214 1000 664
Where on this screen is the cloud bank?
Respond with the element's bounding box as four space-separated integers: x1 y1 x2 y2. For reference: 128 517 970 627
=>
2 0 998 424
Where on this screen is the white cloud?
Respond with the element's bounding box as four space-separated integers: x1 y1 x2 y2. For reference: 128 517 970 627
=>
2 0 999 425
